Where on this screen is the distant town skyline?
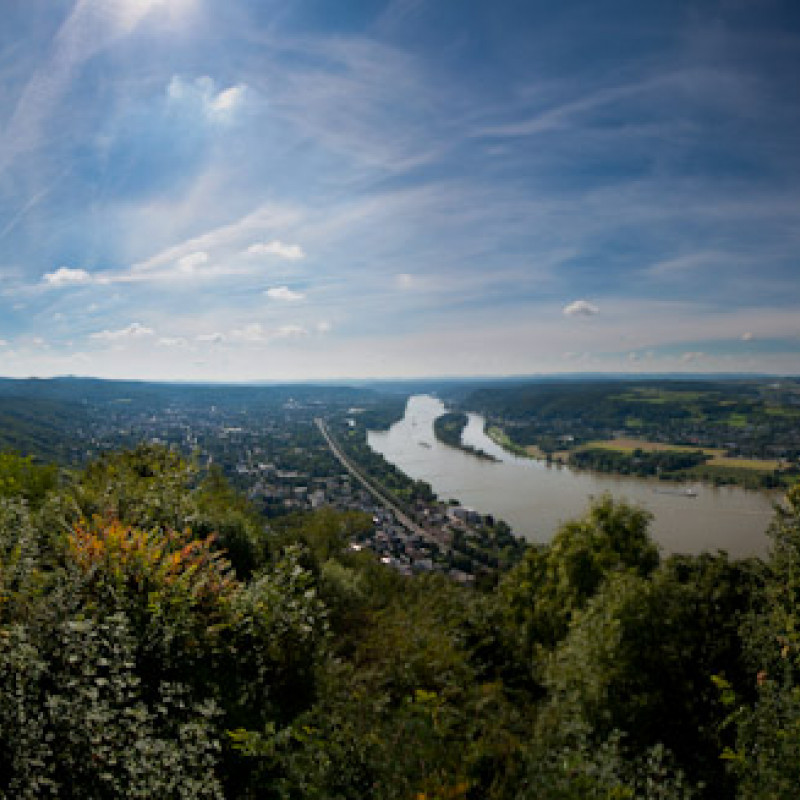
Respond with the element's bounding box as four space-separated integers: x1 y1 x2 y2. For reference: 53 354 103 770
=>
1 0 799 380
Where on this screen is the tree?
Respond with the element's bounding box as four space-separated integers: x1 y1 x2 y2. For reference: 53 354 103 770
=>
723 481 800 797
501 494 659 652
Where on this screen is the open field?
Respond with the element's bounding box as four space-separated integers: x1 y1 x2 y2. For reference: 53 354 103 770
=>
611 389 709 404
706 455 781 471
581 438 722 456
579 437 781 472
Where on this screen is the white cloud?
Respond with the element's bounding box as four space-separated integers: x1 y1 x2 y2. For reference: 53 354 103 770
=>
247 240 305 260
210 85 245 114
167 75 246 120
265 285 305 302
157 337 188 348
563 299 599 317
177 251 209 273
43 267 93 286
196 332 225 344
681 351 705 362
316 320 332 334
229 323 269 343
0 339 7 346
276 324 308 338
226 322 308 343
741 332 754 341
91 322 154 341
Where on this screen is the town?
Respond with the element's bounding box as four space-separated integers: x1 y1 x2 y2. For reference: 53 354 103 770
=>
0 379 526 581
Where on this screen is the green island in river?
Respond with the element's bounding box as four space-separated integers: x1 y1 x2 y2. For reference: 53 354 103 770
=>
434 411 498 461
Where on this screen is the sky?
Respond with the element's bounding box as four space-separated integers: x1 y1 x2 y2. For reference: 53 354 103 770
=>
0 0 799 381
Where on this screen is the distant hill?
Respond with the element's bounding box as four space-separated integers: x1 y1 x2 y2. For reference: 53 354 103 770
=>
0 394 88 463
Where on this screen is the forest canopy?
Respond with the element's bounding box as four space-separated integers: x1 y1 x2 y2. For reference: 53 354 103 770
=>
0 445 798 798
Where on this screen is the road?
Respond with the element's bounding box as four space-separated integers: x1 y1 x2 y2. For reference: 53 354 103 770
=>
314 418 442 547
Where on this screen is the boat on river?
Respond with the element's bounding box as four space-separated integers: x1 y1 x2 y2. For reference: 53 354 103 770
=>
654 487 698 497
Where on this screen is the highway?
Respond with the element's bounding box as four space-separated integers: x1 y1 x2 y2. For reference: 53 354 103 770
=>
314 418 443 548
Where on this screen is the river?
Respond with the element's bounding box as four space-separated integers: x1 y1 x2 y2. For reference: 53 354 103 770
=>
367 395 776 557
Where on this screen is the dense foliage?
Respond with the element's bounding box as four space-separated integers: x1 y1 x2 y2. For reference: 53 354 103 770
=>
0 445 796 798
569 447 709 478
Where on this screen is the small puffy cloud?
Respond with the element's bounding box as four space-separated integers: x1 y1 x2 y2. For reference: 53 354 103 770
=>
166 75 188 100
681 351 705 363
246 240 305 260
157 337 188 348
197 332 225 344
43 267 93 286
0 339 7 347
91 322 154 341
741 332 754 341
276 324 308 338
167 75 246 120
229 323 308 342
563 299 599 317
316 320 332 334
230 323 269 343
265 285 305 302
210 85 245 114
177 251 209 273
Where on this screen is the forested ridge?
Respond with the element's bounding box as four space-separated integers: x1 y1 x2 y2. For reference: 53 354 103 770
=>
460 379 800 488
1 445 799 798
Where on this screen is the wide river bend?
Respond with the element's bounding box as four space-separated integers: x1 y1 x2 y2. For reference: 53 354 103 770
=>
367 395 775 557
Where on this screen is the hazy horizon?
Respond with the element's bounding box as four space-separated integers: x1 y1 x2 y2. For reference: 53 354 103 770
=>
1 1 799 380
0 370 796 387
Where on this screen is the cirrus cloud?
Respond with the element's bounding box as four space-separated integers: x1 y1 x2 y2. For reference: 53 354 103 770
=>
246 240 306 260
177 251 209 273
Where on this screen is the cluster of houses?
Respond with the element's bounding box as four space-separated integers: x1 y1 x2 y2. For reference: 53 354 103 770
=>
241 459 484 580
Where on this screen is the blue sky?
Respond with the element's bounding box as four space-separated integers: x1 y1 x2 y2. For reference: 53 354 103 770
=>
1 0 799 380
